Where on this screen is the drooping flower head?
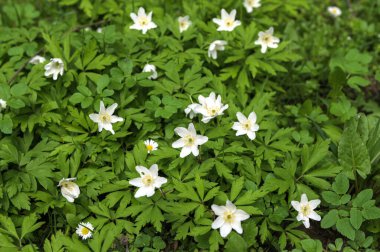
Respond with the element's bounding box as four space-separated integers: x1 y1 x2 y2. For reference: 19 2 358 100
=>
58 178 80 203
327 6 342 17
195 92 229 123
291 194 321 228
89 101 124 135
76 222 93 240
144 139 158 153
254 27 280 53
212 9 241 32
129 164 167 198
211 200 250 238
130 7 157 34
30 55 46 65
142 64 158 80
232 112 259 140
44 58 64 80
184 103 200 119
178 16 192 33
244 0 261 13
172 123 208 158
208 40 227 60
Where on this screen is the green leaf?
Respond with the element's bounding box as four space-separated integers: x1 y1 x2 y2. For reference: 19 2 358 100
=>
352 189 373 207
301 139 330 174
362 207 380 220
321 191 340 206
21 214 45 239
224 232 247 252
321 209 339 229
230 177 244 201
332 173 349 195
300 239 323 252
0 114 13 134
336 218 355 240
349 208 362 230
0 215 19 239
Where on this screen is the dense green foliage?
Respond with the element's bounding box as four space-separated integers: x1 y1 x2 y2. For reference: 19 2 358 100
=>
0 0 380 251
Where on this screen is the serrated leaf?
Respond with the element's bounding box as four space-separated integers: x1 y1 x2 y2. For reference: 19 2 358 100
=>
336 218 355 240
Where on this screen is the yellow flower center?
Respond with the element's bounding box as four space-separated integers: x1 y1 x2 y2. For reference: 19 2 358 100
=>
225 19 234 27
244 122 251 130
223 211 235 223
263 35 272 43
100 113 111 123
300 205 311 216
180 21 186 28
142 174 154 186
54 62 61 68
207 106 219 116
139 17 149 26
185 135 195 146
61 181 75 190
81 227 90 235
146 145 154 151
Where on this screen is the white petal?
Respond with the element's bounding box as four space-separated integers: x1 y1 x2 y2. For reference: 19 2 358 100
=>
106 103 118 115
195 135 208 145
89 113 100 123
291 201 300 211
211 216 225 229
191 145 199 156
154 177 167 188
180 146 192 158
188 123 196 135
172 139 186 148
225 200 236 211
247 131 256 140
110 115 124 123
211 205 226 215
129 178 144 187
134 187 148 198
145 186 156 197
102 123 115 134
302 218 310 228
99 101 106 113
231 220 243 234
300 194 308 204
174 127 189 137
308 211 321 221
62 193 74 202
149 164 159 176
220 223 232 237
309 199 321 209
236 112 247 123
248 112 257 122
136 166 150 176
235 209 250 221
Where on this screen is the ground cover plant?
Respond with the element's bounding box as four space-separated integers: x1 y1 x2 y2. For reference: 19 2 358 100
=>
0 0 380 251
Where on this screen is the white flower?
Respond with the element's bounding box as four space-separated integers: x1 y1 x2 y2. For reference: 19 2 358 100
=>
84 27 91 32
129 164 167 198
142 64 158 80
178 16 192 33
29 55 46 64
89 101 124 135
58 178 80 203
291 194 321 228
232 112 259 140
96 27 103 33
172 123 208 158
130 7 157 34
243 0 261 13
212 9 241 32
44 58 64 80
0 99 6 111
208 40 227 60
328 6 342 17
211 200 250 238
144 139 158 153
76 222 93 240
254 27 280 53
195 92 229 123
184 103 200 119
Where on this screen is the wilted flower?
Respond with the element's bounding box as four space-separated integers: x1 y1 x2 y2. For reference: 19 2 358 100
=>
58 178 80 203
144 139 158 153
178 16 192 33
130 7 157 34
142 64 158 80
211 200 250 238
208 40 227 60
195 92 228 123
30 55 46 64
232 112 259 140
254 27 280 53
212 9 241 32
327 6 342 17
89 101 124 135
0 99 6 111
44 58 64 80
129 164 167 198
291 194 321 228
243 0 261 13
184 103 200 119
172 123 208 158
76 222 93 240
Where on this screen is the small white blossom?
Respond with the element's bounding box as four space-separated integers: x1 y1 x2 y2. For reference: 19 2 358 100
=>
178 16 192 33
172 123 208 158
58 178 80 203
96 27 103 33
44 58 64 80
208 40 227 60
84 27 91 32
142 64 158 80
254 27 280 53
291 194 321 228
89 101 124 135
195 92 228 123
212 9 241 32
232 112 259 140
129 164 167 198
0 99 6 111
130 7 157 34
144 139 158 153
30 55 46 64
211 200 250 238
76 222 93 240
184 103 200 119
243 0 261 13
328 6 342 17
